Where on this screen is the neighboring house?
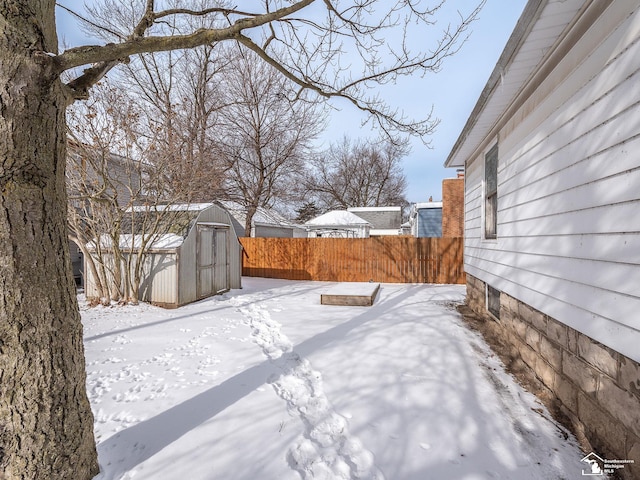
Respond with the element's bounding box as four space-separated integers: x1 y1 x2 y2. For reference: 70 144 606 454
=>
409 201 442 237
66 142 145 286
408 173 465 239
220 201 306 238
66 141 149 210
305 210 371 238
84 202 242 307
445 0 640 473
347 206 402 236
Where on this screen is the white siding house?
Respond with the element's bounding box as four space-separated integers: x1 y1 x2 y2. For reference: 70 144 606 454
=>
446 0 640 473
305 210 371 238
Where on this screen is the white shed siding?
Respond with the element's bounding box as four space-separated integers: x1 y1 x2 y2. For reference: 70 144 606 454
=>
137 252 178 305
84 252 179 305
464 2 640 362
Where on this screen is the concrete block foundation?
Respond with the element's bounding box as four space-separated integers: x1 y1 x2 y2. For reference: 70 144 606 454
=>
465 274 640 479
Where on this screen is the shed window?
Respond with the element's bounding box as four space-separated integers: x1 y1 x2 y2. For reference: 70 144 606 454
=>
487 284 500 319
485 144 498 239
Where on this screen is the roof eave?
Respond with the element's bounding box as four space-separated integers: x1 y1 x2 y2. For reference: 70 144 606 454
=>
444 0 546 168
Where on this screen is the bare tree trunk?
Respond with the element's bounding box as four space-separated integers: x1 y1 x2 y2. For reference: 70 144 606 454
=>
245 204 258 237
0 2 99 478
110 241 125 301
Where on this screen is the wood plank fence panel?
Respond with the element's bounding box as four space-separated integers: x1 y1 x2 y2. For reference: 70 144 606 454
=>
239 237 465 284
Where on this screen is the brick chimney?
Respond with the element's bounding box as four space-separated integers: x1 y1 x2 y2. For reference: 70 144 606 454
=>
442 177 464 238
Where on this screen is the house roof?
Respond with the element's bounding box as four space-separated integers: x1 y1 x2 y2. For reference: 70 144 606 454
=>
305 210 371 226
347 206 402 229
415 202 443 209
445 0 597 167
219 200 294 227
347 206 401 212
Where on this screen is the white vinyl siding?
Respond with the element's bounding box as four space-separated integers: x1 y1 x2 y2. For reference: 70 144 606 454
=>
463 3 640 362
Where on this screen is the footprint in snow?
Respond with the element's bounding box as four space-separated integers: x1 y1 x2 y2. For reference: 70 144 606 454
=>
239 303 385 480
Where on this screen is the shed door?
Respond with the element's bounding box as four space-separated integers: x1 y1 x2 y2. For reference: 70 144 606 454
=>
213 228 229 294
197 224 230 299
197 225 215 299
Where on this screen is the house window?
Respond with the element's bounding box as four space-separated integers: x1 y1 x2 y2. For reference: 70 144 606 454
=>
485 144 498 239
487 284 500 319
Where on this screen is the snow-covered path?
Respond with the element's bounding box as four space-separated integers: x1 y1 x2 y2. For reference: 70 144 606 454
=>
83 278 587 479
235 300 383 479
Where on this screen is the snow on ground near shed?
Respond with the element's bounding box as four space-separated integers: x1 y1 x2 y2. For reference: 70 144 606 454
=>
82 278 588 480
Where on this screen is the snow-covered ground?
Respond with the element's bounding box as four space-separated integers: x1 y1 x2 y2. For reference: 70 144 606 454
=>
82 278 588 480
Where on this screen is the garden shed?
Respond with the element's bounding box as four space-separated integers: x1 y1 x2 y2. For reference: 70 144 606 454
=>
84 202 242 308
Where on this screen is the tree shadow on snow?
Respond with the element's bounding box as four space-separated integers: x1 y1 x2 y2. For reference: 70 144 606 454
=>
93 283 419 479
93 282 577 480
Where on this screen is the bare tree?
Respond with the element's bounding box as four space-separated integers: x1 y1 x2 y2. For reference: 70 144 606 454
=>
306 136 409 209
216 47 324 235
66 83 141 304
113 41 231 202
0 1 483 477
67 81 190 305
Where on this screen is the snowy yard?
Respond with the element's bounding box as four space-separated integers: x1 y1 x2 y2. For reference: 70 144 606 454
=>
82 278 588 479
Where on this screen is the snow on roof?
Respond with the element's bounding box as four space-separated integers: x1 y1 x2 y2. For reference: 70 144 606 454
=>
126 203 214 213
89 233 184 250
305 210 371 226
415 202 443 209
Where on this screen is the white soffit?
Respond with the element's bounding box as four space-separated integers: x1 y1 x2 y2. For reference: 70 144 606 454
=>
445 0 589 167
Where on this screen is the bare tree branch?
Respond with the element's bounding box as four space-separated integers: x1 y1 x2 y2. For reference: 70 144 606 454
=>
56 0 315 71
56 0 484 139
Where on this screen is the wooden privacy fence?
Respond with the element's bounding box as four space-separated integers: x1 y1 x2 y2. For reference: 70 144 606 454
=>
239 237 465 284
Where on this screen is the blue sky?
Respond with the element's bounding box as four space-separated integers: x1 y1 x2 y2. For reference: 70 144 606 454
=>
400 0 527 202
56 0 527 204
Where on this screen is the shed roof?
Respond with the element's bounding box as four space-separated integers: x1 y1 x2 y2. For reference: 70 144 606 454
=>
445 0 595 167
126 202 214 213
122 202 232 239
